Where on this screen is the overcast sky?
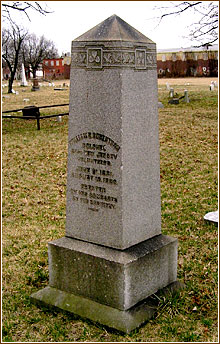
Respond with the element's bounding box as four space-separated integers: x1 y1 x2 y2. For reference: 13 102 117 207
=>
2 1 219 55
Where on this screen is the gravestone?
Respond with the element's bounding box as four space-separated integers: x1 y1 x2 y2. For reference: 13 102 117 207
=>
204 210 218 225
184 90 190 103
166 82 170 91
31 15 180 333
169 87 174 98
31 78 40 91
21 63 28 87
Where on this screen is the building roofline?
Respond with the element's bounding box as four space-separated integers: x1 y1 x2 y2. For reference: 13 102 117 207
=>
157 44 218 53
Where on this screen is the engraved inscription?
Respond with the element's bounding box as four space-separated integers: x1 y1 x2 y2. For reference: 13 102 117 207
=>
69 132 120 212
70 132 120 151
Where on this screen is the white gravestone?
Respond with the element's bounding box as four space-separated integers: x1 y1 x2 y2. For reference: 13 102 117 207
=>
204 210 218 225
21 63 28 86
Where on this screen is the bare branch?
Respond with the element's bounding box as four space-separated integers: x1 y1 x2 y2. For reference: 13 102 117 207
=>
22 33 58 78
155 1 218 47
160 2 202 20
2 1 52 22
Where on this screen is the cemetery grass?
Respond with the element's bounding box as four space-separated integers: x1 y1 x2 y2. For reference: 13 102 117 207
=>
2 78 218 342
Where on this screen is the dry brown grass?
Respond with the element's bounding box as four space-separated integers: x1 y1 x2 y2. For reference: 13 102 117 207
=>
2 78 218 342
2 80 70 114
158 76 218 86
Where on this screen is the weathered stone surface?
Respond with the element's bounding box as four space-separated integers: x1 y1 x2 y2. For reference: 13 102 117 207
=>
30 15 180 334
74 14 154 44
48 235 177 310
66 15 161 249
31 281 183 333
71 15 156 72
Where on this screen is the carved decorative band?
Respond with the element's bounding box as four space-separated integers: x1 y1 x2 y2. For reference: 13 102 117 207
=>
71 47 157 70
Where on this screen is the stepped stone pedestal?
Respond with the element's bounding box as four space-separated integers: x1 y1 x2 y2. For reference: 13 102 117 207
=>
31 15 180 333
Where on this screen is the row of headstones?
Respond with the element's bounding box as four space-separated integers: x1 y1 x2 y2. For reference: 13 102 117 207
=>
2 82 69 94
168 88 190 103
166 81 218 92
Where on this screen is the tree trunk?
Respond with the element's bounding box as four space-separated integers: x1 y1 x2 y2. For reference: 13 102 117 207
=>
32 69 36 79
8 75 14 93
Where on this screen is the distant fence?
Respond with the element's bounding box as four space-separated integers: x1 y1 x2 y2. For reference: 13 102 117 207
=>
2 103 69 130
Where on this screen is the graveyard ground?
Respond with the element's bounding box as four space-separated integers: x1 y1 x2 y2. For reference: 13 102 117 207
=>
2 78 218 342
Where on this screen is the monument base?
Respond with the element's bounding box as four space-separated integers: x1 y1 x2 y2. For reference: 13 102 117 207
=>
31 86 40 91
45 235 178 310
30 234 180 332
31 281 183 333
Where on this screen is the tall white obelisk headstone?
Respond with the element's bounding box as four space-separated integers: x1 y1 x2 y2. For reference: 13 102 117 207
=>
21 63 28 86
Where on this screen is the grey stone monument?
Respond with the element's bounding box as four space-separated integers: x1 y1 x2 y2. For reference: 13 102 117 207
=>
31 15 180 333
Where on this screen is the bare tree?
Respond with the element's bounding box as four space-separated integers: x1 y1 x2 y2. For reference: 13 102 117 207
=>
2 1 54 91
2 1 52 22
2 24 28 93
156 1 218 47
22 34 58 78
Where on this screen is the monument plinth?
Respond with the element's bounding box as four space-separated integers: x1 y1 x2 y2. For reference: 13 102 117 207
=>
31 15 180 333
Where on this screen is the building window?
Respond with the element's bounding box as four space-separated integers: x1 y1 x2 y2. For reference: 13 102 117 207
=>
203 53 208 61
172 53 177 62
194 54 198 61
45 61 48 66
51 60 54 66
182 53 186 61
56 60 59 66
162 54 166 62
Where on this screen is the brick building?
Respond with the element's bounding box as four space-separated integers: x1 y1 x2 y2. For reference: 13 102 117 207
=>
157 45 218 77
42 57 65 79
63 55 71 79
42 56 71 80
40 46 218 80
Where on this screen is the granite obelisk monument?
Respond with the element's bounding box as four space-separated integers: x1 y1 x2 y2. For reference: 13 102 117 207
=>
31 15 179 333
